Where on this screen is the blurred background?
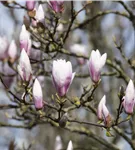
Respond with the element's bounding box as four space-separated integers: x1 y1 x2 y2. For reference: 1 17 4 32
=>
0 1 135 150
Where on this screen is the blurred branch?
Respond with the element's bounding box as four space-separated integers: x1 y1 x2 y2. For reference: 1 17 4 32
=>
117 1 133 17
76 72 117 78
63 1 75 43
0 75 21 102
114 40 135 71
113 126 135 150
68 119 106 128
106 59 130 84
73 10 129 30
65 126 120 150
0 104 19 110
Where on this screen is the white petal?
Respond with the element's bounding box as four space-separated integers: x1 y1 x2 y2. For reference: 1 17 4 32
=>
20 25 30 42
102 103 109 118
90 50 100 71
19 49 32 81
36 4 44 21
125 80 135 103
8 40 17 59
90 50 106 73
55 135 63 150
67 141 73 150
97 95 106 119
99 53 107 71
95 49 101 59
52 59 72 86
33 79 43 99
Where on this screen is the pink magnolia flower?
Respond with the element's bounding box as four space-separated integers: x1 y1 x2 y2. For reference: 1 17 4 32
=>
0 36 9 60
88 50 107 83
33 78 43 110
19 25 31 55
123 80 135 114
97 95 111 127
8 40 17 62
17 49 32 82
67 141 73 150
26 1 36 11
52 59 75 97
48 1 64 13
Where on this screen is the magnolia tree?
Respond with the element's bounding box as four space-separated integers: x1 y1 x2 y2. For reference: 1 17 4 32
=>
0 1 135 150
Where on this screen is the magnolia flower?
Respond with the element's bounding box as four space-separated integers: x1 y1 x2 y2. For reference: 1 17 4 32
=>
0 36 8 60
88 50 107 82
48 1 64 13
17 49 32 82
52 59 75 97
54 135 63 150
67 141 73 150
26 1 36 11
35 5 44 22
33 79 43 110
20 25 31 55
70 44 87 65
97 95 111 127
123 80 135 114
8 40 17 62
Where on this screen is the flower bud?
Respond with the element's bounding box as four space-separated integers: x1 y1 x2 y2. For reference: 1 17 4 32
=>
67 141 73 150
8 40 17 62
35 5 44 23
19 25 31 55
123 80 135 114
102 104 111 127
17 49 32 82
52 59 75 97
88 50 107 83
0 36 8 60
97 95 111 127
97 95 106 120
26 1 36 11
33 79 43 110
48 1 64 13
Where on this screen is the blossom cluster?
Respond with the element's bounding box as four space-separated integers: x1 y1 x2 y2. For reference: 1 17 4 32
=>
0 1 135 128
